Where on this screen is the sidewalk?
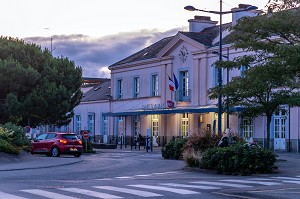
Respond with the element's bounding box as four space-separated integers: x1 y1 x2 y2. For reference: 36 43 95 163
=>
1 148 300 176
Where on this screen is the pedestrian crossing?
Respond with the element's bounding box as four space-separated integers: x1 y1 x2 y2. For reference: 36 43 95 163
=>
2 175 300 199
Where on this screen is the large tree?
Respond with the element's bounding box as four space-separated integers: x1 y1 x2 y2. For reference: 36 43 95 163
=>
0 37 83 127
208 2 300 149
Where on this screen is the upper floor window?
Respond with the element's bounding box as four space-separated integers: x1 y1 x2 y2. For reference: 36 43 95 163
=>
117 79 123 99
240 65 248 77
133 77 140 98
151 74 159 96
212 64 219 87
176 70 190 102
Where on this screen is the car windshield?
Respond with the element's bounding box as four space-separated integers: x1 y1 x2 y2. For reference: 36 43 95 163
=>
62 134 78 140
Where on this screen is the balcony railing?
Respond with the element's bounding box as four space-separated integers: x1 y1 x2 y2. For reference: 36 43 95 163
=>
175 89 191 102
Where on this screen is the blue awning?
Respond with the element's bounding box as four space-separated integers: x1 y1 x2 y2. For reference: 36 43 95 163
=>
102 106 244 117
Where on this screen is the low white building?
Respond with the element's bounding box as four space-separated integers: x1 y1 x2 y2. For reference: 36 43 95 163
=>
72 4 300 152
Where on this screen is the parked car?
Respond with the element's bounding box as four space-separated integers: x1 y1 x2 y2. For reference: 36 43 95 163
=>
31 132 83 157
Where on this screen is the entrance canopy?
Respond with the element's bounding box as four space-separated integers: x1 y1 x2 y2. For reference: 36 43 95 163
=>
102 106 244 117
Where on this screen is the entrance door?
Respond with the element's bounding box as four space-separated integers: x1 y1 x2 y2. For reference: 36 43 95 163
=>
274 117 286 150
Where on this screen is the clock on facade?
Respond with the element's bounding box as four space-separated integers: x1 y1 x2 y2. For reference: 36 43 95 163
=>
179 45 188 63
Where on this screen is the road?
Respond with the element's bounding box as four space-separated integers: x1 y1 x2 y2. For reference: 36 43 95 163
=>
0 149 300 199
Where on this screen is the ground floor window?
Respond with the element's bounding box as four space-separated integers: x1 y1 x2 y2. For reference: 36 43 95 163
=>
152 115 159 136
181 113 189 137
102 115 108 135
242 118 253 138
75 115 81 134
133 115 140 136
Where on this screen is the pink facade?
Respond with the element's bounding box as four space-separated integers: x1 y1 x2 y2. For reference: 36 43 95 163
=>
73 4 300 152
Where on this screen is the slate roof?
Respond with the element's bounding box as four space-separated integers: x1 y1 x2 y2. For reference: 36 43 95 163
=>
81 80 111 102
109 36 174 67
109 22 232 68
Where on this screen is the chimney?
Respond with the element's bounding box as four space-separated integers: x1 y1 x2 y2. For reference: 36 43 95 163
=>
188 16 218 32
231 4 260 25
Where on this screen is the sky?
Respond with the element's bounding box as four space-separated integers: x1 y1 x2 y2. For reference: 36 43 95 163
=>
1 0 269 78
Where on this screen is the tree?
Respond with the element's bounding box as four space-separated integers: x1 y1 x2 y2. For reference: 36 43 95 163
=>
0 37 83 127
208 4 300 149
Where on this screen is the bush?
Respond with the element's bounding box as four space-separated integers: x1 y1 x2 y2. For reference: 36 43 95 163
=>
82 140 95 153
161 138 187 159
0 124 31 154
200 144 278 175
184 150 202 167
184 130 222 153
1 123 30 147
0 139 19 154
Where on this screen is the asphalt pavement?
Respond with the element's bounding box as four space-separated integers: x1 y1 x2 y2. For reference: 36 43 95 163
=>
1 147 300 177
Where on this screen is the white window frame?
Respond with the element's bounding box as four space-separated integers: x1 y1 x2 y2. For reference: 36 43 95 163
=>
151 74 159 96
75 115 81 134
87 112 95 137
133 77 140 98
102 115 109 135
152 115 159 136
181 113 189 137
117 79 123 99
242 117 254 138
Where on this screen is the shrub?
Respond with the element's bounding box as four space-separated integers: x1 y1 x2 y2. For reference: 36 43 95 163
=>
200 144 278 175
0 139 19 154
184 150 202 167
184 130 222 153
161 138 187 159
82 140 95 153
1 123 30 147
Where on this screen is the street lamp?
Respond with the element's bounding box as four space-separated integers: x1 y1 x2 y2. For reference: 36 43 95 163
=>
212 48 229 129
184 3 257 133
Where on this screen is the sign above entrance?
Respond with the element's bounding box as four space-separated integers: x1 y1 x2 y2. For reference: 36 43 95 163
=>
142 104 165 110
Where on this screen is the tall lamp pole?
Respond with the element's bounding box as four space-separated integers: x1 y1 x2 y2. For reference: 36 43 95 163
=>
212 47 229 129
184 3 257 133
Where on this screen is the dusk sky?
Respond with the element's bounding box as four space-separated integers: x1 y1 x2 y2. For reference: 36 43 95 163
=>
1 0 269 78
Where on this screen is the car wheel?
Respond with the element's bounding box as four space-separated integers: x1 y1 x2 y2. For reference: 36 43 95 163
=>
51 147 60 157
74 153 81 157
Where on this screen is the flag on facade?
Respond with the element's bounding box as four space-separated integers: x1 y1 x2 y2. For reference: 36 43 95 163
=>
173 73 179 91
168 75 175 91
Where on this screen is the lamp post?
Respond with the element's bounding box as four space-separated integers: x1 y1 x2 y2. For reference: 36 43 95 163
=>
212 47 229 129
184 3 257 133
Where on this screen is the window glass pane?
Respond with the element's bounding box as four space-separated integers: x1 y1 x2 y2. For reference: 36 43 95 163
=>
242 118 253 138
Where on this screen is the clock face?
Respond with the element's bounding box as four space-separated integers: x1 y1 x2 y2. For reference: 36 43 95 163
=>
179 45 188 63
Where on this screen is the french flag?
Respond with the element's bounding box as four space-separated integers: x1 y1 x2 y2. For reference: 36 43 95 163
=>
168 75 175 91
173 73 179 91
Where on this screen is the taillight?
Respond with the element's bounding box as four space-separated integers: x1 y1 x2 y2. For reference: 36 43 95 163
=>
59 139 67 144
79 140 82 145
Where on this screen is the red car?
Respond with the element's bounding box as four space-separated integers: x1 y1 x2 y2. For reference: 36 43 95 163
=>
31 132 83 157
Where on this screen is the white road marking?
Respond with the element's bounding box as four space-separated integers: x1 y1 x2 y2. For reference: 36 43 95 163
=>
221 179 282 186
0 191 28 199
59 188 122 198
128 184 199 194
282 180 300 184
161 183 220 190
271 177 300 181
191 181 252 188
21 189 79 199
115 176 134 179
94 186 162 197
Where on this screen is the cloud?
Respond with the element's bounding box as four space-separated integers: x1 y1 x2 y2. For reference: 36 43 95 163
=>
24 27 186 78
